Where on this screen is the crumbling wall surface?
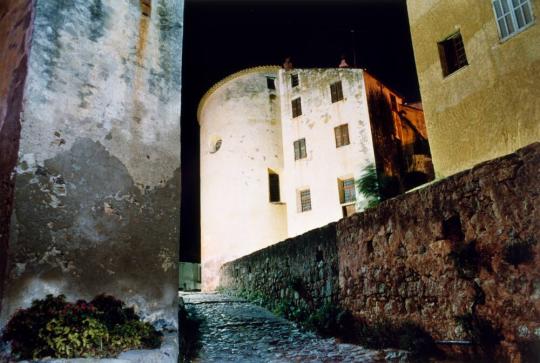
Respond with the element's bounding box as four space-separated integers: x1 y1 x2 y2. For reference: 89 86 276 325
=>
0 0 35 314
220 223 339 311
1 0 183 329
338 142 539 352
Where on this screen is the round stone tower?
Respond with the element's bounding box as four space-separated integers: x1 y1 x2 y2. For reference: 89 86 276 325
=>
198 66 287 290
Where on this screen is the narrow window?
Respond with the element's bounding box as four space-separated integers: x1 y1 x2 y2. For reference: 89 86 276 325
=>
299 189 312 212
330 81 344 103
292 97 302 118
437 31 468 77
492 0 534 40
267 77 276 90
268 170 280 202
334 124 350 148
291 74 299 87
339 178 356 204
293 138 307 160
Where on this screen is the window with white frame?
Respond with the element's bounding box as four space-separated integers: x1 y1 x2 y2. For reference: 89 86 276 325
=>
492 0 534 40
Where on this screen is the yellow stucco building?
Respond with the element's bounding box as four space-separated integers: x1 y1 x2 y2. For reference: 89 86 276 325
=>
407 0 540 177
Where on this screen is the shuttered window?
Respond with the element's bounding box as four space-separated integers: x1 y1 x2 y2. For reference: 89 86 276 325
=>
330 81 344 103
300 189 312 212
437 31 468 77
492 0 534 40
334 124 350 148
291 73 299 87
294 138 307 160
292 97 302 118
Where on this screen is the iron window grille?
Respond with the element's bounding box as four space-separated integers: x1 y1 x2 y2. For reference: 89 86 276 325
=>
300 189 312 212
291 73 299 87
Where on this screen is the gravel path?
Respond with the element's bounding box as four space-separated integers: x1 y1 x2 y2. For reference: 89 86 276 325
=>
181 292 393 363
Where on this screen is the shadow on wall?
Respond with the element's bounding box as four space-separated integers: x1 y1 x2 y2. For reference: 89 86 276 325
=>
0 0 35 314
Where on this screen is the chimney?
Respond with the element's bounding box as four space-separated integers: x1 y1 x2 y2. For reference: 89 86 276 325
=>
283 57 293 70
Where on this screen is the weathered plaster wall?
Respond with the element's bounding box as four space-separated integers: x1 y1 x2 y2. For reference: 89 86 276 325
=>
0 0 35 314
220 143 540 361
407 0 540 177
199 67 288 291
220 223 339 312
2 0 183 328
279 68 376 238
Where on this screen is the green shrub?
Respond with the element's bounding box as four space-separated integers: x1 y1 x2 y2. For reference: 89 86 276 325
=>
356 163 381 208
1 294 162 360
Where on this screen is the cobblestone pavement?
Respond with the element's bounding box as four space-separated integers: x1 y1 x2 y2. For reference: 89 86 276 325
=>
181 292 393 363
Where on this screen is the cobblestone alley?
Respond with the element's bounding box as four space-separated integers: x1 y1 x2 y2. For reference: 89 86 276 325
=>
181 293 395 363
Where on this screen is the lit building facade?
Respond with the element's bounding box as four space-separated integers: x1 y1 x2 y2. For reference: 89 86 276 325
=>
407 0 540 177
199 66 432 290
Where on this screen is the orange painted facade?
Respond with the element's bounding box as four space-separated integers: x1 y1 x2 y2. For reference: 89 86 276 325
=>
363 71 434 197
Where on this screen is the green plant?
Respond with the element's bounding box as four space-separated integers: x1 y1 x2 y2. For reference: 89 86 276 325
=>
356 163 381 208
1 294 162 360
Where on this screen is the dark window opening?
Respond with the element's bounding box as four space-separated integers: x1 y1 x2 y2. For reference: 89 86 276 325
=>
291 73 299 87
268 171 280 202
292 97 302 118
294 138 307 160
330 81 344 103
267 77 276 90
438 31 468 77
300 189 311 212
334 124 350 147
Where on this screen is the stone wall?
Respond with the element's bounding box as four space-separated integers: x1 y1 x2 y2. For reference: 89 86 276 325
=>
220 223 339 312
1 0 183 329
0 0 35 314
220 143 540 360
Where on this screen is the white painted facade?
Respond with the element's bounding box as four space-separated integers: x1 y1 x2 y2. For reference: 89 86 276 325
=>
199 67 376 290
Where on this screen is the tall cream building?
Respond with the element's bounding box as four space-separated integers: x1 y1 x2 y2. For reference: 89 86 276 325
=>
198 66 432 290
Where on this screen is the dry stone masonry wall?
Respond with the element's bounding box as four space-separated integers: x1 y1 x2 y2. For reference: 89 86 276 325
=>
220 142 540 361
220 223 339 315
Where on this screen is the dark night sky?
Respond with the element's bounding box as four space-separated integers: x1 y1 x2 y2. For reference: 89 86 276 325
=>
180 0 420 262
